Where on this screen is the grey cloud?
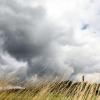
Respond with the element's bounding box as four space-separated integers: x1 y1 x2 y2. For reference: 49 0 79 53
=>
0 0 45 60
0 0 68 78
0 0 100 82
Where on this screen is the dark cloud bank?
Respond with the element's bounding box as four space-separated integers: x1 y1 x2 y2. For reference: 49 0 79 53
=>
0 0 67 79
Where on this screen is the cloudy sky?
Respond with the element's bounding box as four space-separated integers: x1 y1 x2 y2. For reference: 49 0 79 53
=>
0 0 100 83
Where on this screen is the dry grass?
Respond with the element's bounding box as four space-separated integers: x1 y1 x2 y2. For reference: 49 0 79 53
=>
0 80 99 100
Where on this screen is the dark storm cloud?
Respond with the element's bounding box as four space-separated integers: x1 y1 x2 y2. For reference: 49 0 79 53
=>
0 0 64 77
0 0 45 60
3 32 43 60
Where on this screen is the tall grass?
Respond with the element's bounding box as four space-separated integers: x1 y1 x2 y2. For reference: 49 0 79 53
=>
0 80 100 100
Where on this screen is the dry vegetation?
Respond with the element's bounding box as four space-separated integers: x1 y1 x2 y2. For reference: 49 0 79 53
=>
0 80 100 100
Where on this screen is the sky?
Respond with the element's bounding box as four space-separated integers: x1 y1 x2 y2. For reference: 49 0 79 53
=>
0 0 100 83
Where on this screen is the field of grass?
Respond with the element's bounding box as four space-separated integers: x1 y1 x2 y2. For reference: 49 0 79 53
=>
0 80 100 100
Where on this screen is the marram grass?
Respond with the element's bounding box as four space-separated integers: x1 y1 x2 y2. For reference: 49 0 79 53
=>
0 80 100 100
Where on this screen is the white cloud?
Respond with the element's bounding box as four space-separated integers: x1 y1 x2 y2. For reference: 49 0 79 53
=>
71 73 100 83
0 52 27 79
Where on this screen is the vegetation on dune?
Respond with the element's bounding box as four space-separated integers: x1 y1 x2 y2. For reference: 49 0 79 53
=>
0 80 100 100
